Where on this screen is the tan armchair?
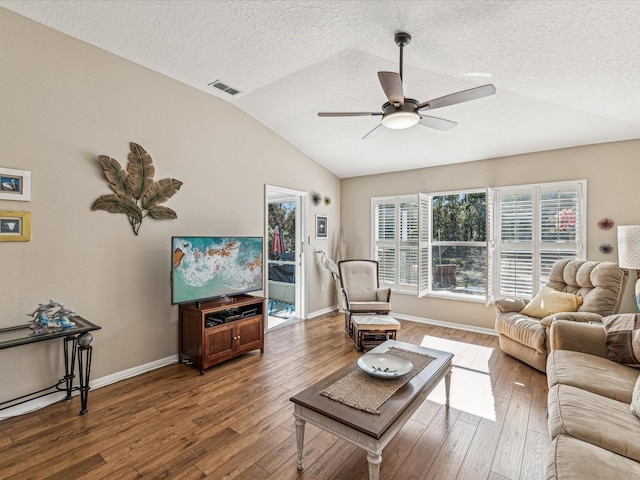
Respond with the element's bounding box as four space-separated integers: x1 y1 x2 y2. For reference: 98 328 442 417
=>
338 259 391 335
494 259 626 372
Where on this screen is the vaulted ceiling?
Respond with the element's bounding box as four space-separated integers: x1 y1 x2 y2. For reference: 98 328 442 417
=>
2 0 639 178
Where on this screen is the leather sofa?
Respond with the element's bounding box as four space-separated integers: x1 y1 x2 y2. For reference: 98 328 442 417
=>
545 319 640 479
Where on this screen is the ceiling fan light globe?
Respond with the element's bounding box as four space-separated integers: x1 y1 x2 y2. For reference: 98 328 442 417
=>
381 111 420 129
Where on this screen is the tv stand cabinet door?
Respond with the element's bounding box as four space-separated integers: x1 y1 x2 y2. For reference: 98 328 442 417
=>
235 316 264 354
204 324 235 366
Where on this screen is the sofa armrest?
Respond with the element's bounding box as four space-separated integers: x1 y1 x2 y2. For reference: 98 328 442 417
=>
548 320 608 358
540 312 603 327
494 297 528 313
376 287 391 302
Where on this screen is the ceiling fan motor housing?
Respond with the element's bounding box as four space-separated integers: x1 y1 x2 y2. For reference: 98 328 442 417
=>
394 32 412 47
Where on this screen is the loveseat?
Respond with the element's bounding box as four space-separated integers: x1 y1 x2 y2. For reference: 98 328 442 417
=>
545 317 640 479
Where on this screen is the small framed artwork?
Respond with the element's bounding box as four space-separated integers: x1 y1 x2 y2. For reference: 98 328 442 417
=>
0 168 31 201
316 214 327 239
0 211 31 242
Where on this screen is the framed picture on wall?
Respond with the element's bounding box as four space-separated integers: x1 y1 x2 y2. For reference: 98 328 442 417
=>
0 210 31 242
316 214 327 239
0 168 31 201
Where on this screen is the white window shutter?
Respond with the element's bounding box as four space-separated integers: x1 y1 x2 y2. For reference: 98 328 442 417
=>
486 187 494 305
418 193 430 297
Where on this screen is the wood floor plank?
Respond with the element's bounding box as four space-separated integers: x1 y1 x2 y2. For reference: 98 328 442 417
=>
520 429 548 480
490 386 533 479
0 314 549 480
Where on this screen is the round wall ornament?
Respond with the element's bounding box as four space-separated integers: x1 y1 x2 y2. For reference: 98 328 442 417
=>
597 217 615 230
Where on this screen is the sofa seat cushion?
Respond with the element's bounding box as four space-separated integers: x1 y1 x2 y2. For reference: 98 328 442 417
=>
547 350 640 403
546 434 640 480
496 312 546 353
548 384 640 461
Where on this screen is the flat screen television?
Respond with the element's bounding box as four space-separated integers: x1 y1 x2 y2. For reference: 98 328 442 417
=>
171 236 263 305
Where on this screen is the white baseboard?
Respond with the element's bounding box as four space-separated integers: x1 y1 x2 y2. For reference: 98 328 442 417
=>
393 313 498 336
307 305 339 319
0 354 178 421
91 354 178 390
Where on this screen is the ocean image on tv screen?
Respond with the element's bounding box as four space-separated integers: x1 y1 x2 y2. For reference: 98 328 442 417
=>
172 237 263 304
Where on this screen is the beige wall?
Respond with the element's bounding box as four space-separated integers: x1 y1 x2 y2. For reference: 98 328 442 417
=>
0 9 340 403
341 140 640 329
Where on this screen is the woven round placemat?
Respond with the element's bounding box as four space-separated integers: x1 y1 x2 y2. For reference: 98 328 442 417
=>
320 347 435 414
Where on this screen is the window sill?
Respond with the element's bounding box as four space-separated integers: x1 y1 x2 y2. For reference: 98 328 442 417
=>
393 289 486 304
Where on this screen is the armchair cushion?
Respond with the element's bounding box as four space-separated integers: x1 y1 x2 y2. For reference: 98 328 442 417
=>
376 287 391 302
348 301 390 314
602 313 640 366
520 286 583 319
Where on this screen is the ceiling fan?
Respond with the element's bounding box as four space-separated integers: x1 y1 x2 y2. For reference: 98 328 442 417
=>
318 32 496 139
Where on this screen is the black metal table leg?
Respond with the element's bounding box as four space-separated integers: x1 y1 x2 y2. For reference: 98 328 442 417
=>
76 332 94 415
63 336 77 400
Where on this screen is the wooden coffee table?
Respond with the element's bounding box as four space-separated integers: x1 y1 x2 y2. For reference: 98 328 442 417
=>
290 340 453 480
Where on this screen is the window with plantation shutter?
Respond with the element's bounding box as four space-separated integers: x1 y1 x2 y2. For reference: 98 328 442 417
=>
370 180 584 303
493 180 585 300
372 196 419 292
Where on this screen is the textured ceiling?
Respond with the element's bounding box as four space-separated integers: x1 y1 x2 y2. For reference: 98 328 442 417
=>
2 0 639 178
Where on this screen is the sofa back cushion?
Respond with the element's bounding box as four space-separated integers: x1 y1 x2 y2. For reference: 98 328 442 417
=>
546 259 626 317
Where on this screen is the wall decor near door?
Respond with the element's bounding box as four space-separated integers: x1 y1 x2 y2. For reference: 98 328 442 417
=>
91 142 182 235
0 167 31 201
316 214 328 239
0 210 31 241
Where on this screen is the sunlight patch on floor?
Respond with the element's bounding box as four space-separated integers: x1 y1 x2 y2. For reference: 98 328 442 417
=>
418 334 494 373
420 334 497 421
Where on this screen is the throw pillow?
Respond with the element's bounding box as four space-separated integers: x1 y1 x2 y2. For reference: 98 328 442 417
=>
520 286 583 319
631 375 640 417
603 313 640 366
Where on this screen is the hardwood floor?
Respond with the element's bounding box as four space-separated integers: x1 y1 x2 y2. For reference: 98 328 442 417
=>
0 314 549 480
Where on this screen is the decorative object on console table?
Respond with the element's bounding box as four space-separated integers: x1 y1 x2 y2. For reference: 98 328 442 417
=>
618 225 640 311
0 167 31 201
0 210 30 242
27 300 77 334
91 142 182 236
315 214 327 239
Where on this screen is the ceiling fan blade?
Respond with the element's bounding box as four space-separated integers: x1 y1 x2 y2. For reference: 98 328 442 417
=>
318 112 382 117
362 124 384 140
417 84 496 111
378 72 404 106
418 115 457 131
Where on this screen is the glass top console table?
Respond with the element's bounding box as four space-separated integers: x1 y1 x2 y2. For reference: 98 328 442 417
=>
0 316 101 416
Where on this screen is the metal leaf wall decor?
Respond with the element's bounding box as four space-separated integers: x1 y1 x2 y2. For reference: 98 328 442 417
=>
91 142 183 235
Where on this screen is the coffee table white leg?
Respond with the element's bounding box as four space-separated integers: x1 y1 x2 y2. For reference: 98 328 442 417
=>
445 368 452 407
294 416 306 470
367 452 382 480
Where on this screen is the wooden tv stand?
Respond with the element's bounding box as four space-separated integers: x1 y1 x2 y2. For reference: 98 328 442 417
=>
178 295 264 374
